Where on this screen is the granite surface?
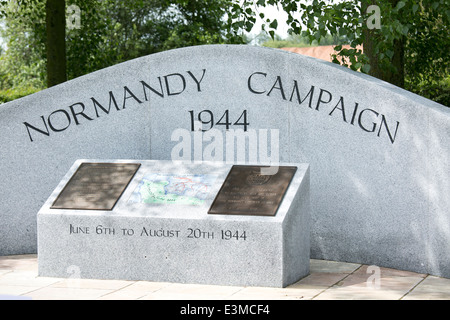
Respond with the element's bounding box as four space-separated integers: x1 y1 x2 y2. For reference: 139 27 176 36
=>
37 160 310 287
1 45 448 279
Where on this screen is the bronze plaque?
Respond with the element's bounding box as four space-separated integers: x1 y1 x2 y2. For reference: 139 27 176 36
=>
51 162 141 210
208 165 297 216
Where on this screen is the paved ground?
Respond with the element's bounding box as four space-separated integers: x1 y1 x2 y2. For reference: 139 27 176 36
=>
0 254 449 300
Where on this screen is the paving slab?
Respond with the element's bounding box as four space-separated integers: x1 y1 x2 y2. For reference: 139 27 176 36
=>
51 278 134 290
309 259 361 274
0 255 448 300
98 281 173 300
0 285 41 297
0 272 60 288
226 286 308 300
314 285 408 300
25 287 115 300
403 276 450 300
141 283 243 300
295 272 349 287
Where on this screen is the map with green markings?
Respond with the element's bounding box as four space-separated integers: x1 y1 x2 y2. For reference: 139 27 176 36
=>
128 173 218 205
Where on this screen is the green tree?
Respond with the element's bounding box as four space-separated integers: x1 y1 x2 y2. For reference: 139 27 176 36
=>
0 0 67 88
261 32 348 48
0 0 244 93
0 0 46 91
230 0 449 106
163 0 242 50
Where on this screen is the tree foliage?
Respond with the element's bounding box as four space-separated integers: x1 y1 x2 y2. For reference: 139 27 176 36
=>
0 0 243 100
260 32 348 48
1 0 448 106
163 0 243 50
0 0 46 91
229 0 449 106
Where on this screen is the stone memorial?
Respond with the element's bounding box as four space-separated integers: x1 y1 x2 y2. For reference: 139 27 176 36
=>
0 45 449 280
37 159 310 287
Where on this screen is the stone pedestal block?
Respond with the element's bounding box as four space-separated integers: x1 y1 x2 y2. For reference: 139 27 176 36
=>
38 159 310 287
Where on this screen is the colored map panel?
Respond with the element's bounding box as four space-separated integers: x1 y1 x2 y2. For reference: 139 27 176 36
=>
129 173 218 205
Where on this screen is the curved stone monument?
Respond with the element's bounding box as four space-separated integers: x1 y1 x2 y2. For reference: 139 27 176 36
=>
0 45 448 279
